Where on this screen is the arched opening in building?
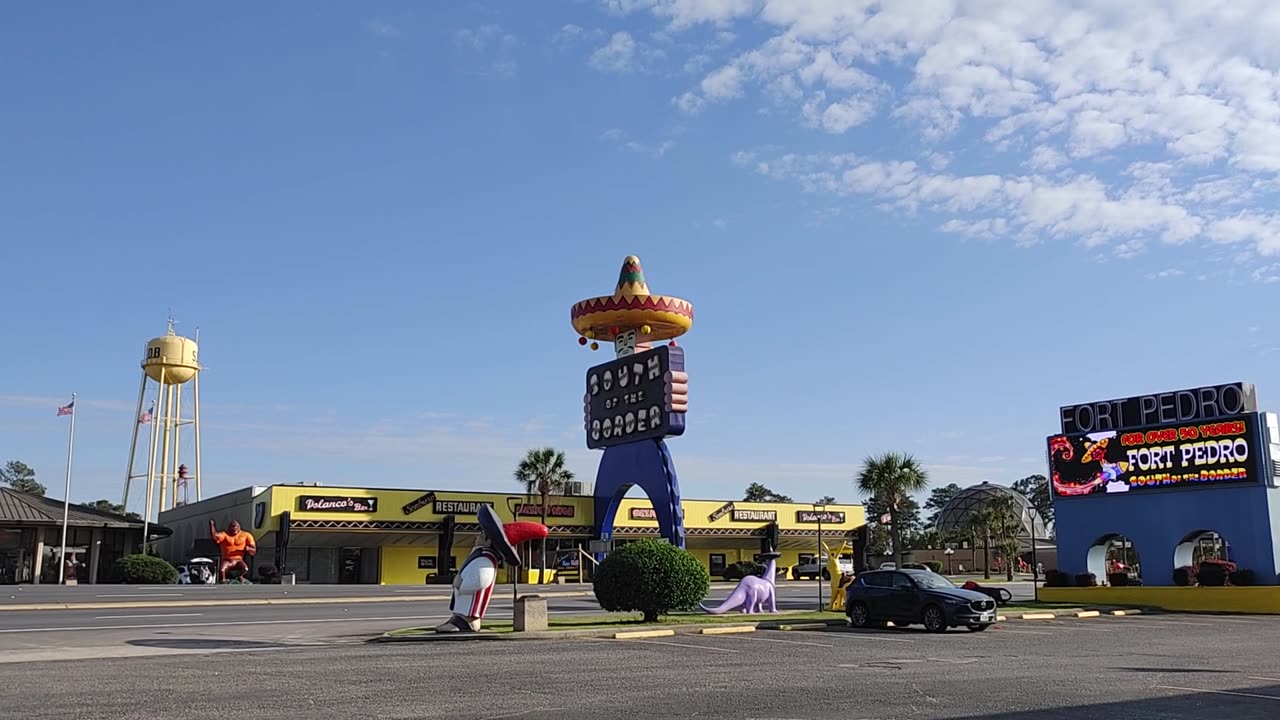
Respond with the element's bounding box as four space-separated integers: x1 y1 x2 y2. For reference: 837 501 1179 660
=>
1086 534 1142 585
1174 529 1230 572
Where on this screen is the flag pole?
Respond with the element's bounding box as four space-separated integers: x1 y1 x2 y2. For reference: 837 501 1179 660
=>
58 393 77 585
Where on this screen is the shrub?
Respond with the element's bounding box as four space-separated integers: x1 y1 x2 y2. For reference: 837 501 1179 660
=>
1074 572 1098 587
722 561 764 581
923 561 943 574
1107 572 1129 587
113 554 178 584
1229 569 1256 586
1044 569 1071 587
593 539 710 622
1198 561 1231 587
1173 565 1198 587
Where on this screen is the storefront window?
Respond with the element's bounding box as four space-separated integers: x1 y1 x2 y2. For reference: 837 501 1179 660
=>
709 554 726 576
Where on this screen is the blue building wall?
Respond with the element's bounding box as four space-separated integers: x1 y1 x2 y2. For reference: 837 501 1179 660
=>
1054 483 1280 585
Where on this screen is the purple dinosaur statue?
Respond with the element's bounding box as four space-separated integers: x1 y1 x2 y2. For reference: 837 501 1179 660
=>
701 550 781 614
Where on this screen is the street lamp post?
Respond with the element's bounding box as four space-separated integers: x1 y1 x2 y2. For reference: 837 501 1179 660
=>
1026 505 1042 603
944 547 954 575
814 503 826 611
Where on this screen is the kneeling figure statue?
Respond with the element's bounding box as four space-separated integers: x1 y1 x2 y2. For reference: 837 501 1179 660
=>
435 505 548 633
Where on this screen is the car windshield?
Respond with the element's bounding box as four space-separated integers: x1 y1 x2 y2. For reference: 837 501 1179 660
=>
911 573 957 589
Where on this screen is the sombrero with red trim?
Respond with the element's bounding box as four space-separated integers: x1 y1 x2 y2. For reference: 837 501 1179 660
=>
477 505 548 567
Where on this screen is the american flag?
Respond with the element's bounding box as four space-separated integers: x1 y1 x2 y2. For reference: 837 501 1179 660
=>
138 401 154 425
57 398 75 416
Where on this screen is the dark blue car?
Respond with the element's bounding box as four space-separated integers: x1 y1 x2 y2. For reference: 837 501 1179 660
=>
845 569 998 633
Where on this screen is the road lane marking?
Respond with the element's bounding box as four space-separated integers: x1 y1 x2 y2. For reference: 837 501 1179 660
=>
721 634 834 648
821 632 915 643
1157 685 1280 702
992 629 1053 635
0 614 444 634
1248 676 1280 682
614 638 739 653
93 613 204 620
95 594 184 598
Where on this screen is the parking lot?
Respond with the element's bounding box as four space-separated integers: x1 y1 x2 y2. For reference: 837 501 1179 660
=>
5 610 1280 719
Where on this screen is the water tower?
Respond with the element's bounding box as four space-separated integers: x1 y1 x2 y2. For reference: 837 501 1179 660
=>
122 318 204 529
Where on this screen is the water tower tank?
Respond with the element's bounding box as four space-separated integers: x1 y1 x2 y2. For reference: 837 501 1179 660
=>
142 333 200 385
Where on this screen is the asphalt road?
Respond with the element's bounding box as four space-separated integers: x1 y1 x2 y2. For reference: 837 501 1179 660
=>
0 582 833 663
4 611 1279 719
0 578 1036 607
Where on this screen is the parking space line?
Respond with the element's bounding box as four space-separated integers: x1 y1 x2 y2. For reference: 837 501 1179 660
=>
610 638 740 653
1157 685 1280 702
822 632 915 643
993 628 1054 635
723 633 834 648
1124 618 1216 627
1248 676 1280 682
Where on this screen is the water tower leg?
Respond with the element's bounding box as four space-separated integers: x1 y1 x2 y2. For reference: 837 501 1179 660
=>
122 372 147 509
192 369 202 502
142 370 166 547
173 382 183 505
158 383 173 513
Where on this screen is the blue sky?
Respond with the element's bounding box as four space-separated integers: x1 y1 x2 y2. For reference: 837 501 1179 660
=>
3 2 1278 512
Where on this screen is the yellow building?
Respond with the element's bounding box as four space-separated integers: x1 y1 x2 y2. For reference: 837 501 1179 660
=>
158 484 865 585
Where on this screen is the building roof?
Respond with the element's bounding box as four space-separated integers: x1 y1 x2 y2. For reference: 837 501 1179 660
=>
0 488 145 528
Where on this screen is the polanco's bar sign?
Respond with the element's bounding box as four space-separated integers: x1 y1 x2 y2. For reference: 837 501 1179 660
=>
515 503 576 518
796 510 846 524
298 495 378 513
402 492 437 516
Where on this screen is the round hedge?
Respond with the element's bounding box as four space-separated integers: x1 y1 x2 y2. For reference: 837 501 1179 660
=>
593 539 710 622
113 553 179 584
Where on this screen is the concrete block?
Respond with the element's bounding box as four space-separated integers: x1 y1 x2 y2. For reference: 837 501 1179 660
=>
699 625 756 635
614 629 675 639
514 594 548 633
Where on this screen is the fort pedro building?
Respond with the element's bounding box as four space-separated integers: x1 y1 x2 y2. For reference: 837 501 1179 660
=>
159 484 866 585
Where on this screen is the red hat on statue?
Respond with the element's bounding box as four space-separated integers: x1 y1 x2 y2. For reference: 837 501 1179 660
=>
477 506 547 568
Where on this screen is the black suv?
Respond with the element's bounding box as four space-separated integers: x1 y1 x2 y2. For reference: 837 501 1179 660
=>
845 569 998 633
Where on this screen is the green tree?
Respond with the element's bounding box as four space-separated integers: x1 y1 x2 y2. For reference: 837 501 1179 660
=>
86 499 142 521
963 503 998 580
923 483 961 527
513 447 575 583
593 539 709 622
815 495 837 505
0 461 45 496
985 494 1024 581
855 452 930 568
1012 474 1053 532
743 483 793 503
864 494 923 556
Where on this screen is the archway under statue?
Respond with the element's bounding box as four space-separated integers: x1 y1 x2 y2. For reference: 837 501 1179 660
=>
592 439 685 549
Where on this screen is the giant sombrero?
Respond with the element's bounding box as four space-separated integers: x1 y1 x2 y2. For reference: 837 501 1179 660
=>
477 505 547 567
571 255 694 345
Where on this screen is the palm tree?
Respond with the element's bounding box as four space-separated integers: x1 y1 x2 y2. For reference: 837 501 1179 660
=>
985 495 1024 582
514 447 575 583
964 505 997 580
855 452 930 569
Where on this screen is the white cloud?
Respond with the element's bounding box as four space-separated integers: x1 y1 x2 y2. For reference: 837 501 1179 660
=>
596 0 1280 277
588 31 666 73
601 128 677 157
364 19 399 38
454 24 520 76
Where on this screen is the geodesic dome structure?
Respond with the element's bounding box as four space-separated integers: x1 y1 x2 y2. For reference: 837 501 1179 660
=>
935 482 1051 539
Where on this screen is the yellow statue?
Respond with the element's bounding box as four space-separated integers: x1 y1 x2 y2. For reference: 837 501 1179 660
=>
823 540 854 611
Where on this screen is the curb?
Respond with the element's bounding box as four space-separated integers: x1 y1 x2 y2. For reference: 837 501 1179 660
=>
0 590 596 612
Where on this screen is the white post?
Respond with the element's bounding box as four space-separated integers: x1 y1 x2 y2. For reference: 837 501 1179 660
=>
58 393 77 584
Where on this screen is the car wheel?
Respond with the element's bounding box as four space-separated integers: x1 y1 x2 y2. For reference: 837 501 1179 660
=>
922 605 948 633
966 624 988 632
847 602 872 628
792 568 801 580
821 569 831 581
